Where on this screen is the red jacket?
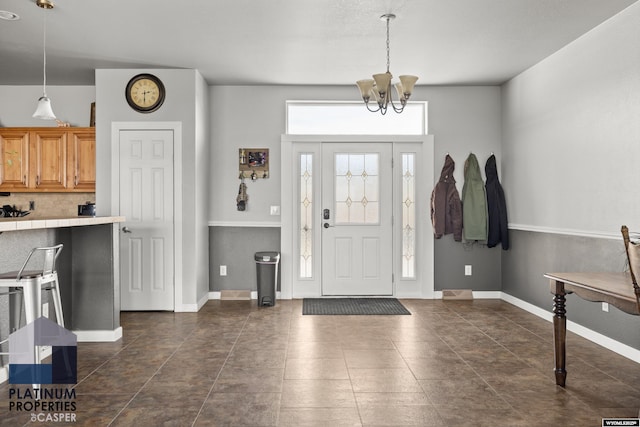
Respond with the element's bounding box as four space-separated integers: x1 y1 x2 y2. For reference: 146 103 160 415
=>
431 155 463 241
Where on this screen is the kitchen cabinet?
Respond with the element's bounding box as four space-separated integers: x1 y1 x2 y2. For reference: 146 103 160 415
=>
31 128 68 191
0 129 30 190
68 129 96 191
0 127 95 192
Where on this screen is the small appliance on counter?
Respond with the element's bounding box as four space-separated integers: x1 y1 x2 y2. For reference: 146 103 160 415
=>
78 202 96 217
1 205 30 218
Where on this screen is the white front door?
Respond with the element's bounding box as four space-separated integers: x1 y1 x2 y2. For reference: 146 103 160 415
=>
119 130 174 310
321 143 393 295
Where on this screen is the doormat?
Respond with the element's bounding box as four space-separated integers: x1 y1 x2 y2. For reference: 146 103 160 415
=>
302 298 411 315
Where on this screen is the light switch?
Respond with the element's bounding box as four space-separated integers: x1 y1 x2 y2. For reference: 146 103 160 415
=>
270 205 280 216
220 265 227 276
464 265 472 276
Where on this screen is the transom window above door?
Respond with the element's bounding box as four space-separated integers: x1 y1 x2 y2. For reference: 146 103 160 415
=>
286 102 427 135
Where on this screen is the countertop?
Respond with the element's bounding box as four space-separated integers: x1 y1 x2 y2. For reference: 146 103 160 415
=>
0 216 125 232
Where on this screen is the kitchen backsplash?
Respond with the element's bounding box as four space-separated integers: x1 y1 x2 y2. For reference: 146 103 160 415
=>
1 193 96 219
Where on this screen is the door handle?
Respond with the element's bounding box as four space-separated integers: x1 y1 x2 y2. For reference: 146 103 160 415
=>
122 226 132 233
323 223 333 229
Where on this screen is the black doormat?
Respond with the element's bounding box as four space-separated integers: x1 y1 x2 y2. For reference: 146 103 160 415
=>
302 298 411 315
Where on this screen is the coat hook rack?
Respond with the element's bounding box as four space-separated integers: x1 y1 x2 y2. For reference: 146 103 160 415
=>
238 148 269 180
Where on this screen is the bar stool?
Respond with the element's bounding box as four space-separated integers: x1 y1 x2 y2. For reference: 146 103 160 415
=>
0 244 64 389
0 244 65 331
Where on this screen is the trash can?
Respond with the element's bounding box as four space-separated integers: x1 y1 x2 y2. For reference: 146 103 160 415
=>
255 251 280 306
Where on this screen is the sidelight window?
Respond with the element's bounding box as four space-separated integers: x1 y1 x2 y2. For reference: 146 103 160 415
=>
299 153 313 279
401 153 416 278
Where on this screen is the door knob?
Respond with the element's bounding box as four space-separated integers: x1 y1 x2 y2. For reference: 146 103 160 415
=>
122 226 132 233
323 223 332 229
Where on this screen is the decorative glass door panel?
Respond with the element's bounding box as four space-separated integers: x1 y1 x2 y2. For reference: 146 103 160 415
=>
334 153 380 225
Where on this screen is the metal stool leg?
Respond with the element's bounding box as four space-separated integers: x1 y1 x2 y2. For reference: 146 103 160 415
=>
21 279 43 390
48 274 65 328
21 279 41 328
9 288 23 333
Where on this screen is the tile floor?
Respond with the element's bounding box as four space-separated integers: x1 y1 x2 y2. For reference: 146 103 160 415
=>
2 299 640 426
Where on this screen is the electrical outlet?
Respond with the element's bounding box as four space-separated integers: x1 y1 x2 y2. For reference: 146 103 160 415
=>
602 302 609 312
270 205 280 216
29 200 35 210
464 265 472 276
220 265 227 276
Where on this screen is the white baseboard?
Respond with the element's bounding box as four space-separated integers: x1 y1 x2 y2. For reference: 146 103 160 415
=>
197 293 209 310
209 291 259 300
474 291 503 299
433 290 502 299
175 304 197 312
74 326 123 343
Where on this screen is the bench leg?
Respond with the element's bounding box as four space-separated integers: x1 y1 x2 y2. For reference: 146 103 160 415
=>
552 282 567 387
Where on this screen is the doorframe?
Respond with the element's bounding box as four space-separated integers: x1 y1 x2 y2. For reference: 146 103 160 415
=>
281 134 434 299
111 121 183 311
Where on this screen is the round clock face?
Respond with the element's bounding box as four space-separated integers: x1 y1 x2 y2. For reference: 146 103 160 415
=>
125 74 165 113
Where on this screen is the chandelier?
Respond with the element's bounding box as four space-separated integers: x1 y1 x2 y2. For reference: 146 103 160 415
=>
356 14 418 115
32 0 56 120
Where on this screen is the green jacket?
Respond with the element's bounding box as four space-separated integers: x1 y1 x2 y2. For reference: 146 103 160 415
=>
461 153 488 241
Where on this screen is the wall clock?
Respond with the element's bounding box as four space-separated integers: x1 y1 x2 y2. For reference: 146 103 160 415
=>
125 73 165 113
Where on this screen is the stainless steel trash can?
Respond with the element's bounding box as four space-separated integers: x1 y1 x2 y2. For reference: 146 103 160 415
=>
255 252 280 306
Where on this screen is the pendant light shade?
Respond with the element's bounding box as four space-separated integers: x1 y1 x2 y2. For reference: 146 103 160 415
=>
33 0 56 120
33 96 56 120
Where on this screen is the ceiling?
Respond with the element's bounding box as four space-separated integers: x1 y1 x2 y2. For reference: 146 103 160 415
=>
0 0 637 87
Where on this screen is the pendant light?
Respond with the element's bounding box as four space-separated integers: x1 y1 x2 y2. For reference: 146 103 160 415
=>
356 14 418 115
32 0 56 120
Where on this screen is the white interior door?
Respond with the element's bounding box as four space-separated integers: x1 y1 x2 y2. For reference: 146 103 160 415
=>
119 130 174 310
321 143 393 295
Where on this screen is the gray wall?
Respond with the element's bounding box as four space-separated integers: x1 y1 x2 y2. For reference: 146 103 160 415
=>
501 3 640 349
208 85 503 293
502 3 640 234
209 227 280 291
0 85 95 128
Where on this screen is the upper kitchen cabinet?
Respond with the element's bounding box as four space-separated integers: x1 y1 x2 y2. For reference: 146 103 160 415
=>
0 129 30 190
31 128 68 191
68 129 96 191
0 128 95 193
